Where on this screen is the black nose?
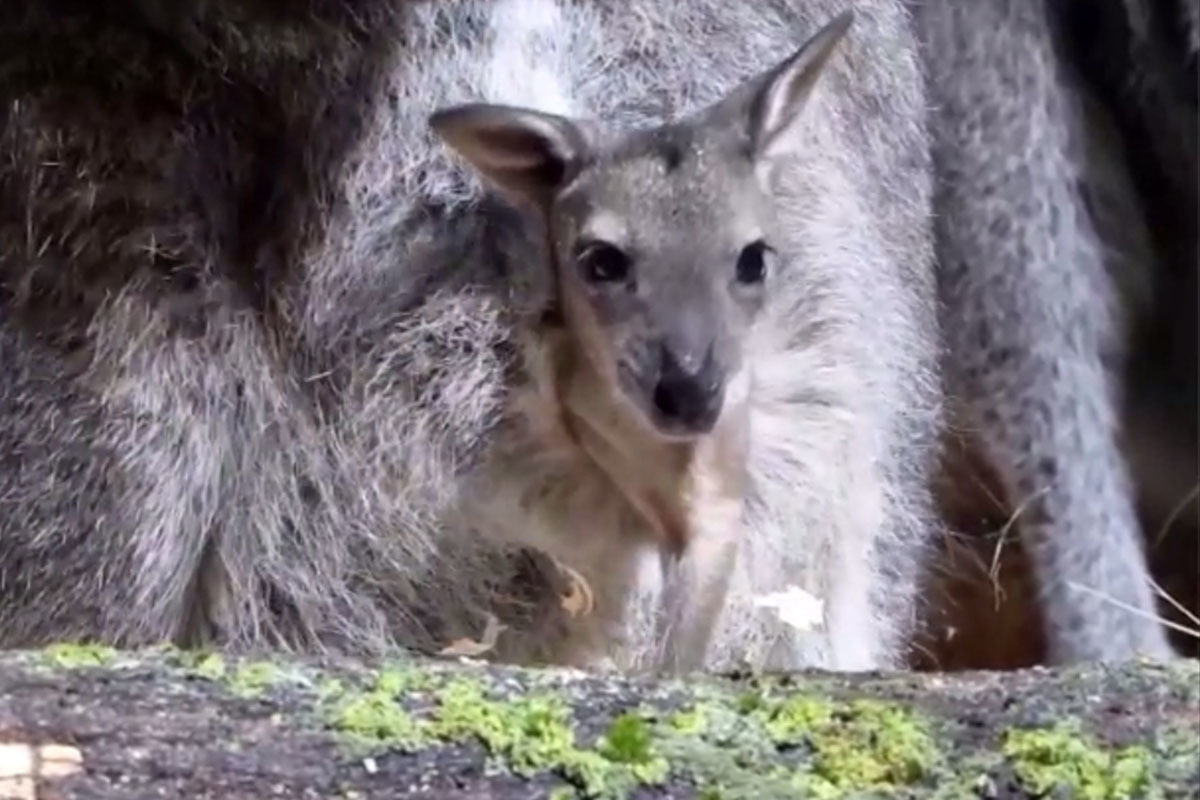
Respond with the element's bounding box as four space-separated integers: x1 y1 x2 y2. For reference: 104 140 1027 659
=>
651 345 723 433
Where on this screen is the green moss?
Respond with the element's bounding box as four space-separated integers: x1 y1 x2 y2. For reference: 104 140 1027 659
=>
318 672 672 799
172 649 228 680
1165 659 1200 705
666 705 709 736
1002 721 1161 799
734 686 763 714
321 665 438 751
754 693 940 794
328 688 427 751
1156 721 1200 788
816 699 939 787
636 685 944 800
761 694 834 742
373 663 437 694
597 712 670 785
228 660 282 698
426 678 637 797
651 699 807 800
430 679 574 771
40 641 117 668
599 713 654 763
926 753 1006 800
179 652 1168 800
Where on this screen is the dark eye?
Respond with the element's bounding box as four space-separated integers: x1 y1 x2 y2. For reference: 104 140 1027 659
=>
736 240 771 285
577 241 632 283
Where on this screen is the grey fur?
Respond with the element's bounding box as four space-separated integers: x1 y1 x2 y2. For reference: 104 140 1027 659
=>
1065 0 1198 573
911 0 1195 663
0 0 941 673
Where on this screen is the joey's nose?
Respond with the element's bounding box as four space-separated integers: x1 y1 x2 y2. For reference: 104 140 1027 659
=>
651 344 724 434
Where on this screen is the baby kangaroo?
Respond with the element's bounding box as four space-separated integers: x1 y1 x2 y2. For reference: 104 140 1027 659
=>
431 10 940 673
0 0 935 669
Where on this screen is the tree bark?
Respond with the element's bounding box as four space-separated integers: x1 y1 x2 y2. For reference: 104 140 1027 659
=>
0 646 1196 799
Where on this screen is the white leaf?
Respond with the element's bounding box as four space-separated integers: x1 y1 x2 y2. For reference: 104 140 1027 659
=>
752 585 825 632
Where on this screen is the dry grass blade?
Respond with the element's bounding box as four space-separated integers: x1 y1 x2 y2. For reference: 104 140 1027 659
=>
1066 580 1200 640
1148 574 1200 631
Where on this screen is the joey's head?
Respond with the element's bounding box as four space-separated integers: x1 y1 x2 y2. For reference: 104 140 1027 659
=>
431 12 852 440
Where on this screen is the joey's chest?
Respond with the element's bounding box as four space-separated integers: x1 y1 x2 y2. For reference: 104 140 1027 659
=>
556 365 753 556
476 327 752 554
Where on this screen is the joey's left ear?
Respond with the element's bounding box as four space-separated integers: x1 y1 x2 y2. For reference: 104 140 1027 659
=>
743 10 854 160
429 103 591 207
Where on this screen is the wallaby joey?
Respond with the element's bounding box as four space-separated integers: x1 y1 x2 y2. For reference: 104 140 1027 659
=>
430 10 942 672
0 0 938 674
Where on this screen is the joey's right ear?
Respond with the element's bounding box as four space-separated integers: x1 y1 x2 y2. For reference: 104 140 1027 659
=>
742 10 854 160
429 103 590 205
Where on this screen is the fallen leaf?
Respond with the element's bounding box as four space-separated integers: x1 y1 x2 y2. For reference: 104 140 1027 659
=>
438 612 507 658
553 558 595 618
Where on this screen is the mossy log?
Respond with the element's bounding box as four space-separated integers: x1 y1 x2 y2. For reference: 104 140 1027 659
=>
0 646 1197 800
